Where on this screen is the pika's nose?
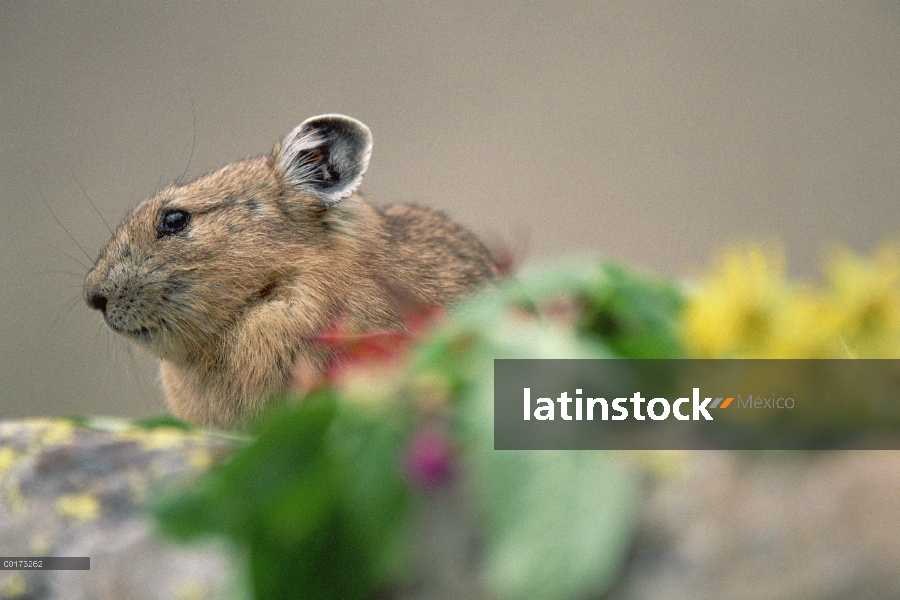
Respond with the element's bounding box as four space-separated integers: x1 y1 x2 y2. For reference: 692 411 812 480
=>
85 289 108 314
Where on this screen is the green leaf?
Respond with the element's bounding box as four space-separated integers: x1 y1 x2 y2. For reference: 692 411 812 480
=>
132 414 196 431
478 451 639 600
577 263 685 359
434 264 648 600
154 395 411 600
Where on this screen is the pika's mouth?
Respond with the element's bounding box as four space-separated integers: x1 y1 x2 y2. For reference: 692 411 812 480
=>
127 327 153 341
106 319 154 341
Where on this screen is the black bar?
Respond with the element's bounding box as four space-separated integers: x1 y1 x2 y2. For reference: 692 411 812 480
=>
0 557 90 570
495 359 900 450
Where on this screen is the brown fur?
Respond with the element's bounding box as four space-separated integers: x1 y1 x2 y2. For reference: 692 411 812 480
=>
83 116 497 428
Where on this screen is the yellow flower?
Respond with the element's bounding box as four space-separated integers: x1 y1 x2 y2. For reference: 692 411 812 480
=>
682 244 797 357
679 241 900 434
822 244 900 357
682 241 900 359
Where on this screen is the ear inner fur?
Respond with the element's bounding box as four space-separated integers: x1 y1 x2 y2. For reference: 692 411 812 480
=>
276 114 373 207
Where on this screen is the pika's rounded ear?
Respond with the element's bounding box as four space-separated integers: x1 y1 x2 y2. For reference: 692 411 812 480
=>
275 114 372 206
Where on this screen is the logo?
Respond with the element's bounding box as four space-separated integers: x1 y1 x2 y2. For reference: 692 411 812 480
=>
522 388 792 422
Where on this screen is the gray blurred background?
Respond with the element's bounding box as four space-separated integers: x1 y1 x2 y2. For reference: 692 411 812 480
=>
1 2 898 420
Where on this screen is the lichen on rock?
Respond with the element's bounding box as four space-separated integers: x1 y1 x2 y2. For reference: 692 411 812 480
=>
0 418 244 600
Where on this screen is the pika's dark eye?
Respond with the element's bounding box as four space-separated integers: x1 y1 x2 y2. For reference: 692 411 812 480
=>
157 209 190 237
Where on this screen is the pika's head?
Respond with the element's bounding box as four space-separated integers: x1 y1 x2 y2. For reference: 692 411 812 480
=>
83 114 372 363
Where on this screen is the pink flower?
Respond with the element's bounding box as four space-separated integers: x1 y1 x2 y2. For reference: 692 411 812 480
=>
404 427 454 490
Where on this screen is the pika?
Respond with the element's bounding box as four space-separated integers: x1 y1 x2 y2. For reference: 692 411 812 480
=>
83 115 497 428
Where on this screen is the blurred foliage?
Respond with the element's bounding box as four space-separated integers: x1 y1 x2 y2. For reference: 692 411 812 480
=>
153 260 680 600
408 262 664 600
155 396 411 600
153 242 900 599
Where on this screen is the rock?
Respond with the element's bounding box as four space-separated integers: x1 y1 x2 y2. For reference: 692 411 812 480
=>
0 419 242 600
610 451 900 600
5 419 900 600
